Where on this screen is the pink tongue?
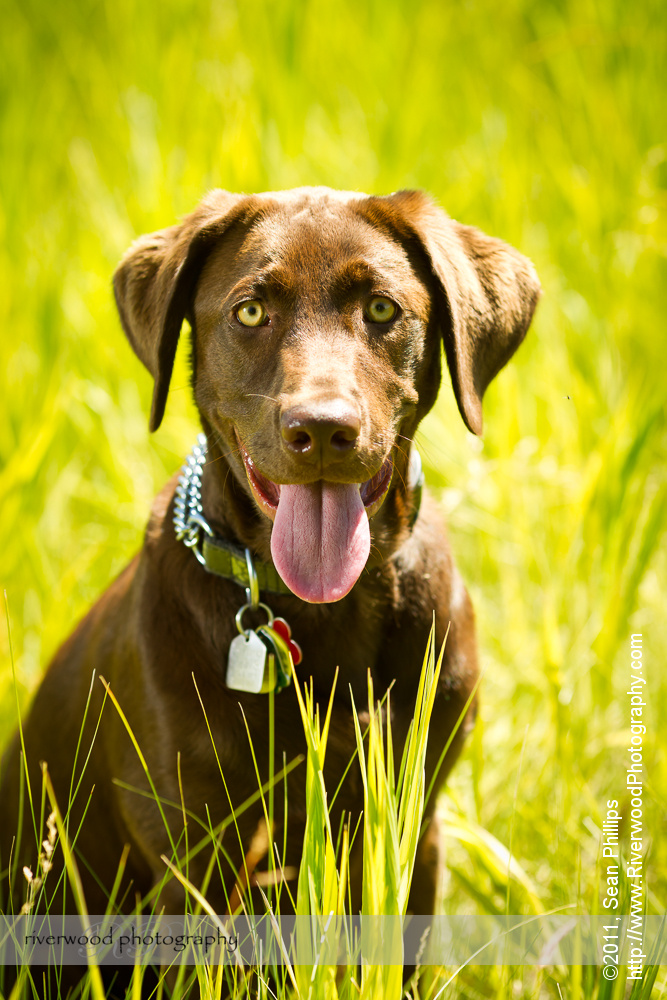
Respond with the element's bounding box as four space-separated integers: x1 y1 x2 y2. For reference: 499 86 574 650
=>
271 481 371 603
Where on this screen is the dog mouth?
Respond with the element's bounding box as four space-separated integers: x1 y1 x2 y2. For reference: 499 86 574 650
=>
238 440 393 520
237 437 393 604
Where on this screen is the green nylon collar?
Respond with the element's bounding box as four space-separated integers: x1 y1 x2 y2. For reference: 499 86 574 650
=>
201 534 293 595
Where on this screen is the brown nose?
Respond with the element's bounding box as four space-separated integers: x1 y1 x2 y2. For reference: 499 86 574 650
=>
281 402 361 463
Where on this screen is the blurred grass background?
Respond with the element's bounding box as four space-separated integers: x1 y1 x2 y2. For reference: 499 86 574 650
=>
1 0 665 994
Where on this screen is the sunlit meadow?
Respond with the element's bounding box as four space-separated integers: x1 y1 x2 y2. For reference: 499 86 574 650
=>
1 0 665 996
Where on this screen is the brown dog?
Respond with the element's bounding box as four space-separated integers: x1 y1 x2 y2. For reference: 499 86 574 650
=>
0 187 539 922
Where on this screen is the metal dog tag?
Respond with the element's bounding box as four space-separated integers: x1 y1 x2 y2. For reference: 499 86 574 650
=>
226 630 267 693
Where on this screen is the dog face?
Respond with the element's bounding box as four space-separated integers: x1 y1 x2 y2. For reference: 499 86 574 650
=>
114 187 540 602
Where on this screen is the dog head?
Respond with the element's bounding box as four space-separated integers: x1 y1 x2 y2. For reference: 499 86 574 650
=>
114 187 540 603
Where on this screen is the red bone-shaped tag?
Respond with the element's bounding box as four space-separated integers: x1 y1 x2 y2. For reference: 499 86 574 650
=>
271 617 303 665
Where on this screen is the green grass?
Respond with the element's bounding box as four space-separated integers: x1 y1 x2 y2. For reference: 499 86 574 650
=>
1 0 666 996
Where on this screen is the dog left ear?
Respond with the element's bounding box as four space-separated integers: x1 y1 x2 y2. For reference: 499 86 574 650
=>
113 191 249 432
382 190 541 435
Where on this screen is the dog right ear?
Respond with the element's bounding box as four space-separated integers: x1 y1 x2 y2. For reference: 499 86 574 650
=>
363 190 540 436
113 191 249 431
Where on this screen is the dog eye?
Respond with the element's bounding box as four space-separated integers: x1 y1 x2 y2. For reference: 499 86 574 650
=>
236 300 268 327
364 296 397 324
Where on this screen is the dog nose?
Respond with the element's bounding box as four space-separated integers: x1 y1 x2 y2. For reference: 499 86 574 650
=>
281 403 361 462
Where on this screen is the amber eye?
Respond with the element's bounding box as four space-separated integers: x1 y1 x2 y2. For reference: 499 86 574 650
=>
364 296 397 323
236 300 268 327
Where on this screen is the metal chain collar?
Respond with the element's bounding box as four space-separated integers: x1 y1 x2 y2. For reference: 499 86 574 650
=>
173 433 213 565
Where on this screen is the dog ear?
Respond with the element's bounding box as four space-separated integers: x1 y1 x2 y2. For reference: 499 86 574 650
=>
113 191 250 431
379 190 541 435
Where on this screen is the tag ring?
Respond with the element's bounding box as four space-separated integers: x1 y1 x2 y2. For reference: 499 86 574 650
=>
244 547 260 608
235 602 274 638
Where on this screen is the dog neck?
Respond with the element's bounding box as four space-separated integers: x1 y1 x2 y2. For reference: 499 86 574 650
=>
199 437 277 564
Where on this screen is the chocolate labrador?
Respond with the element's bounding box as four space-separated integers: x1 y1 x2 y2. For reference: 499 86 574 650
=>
0 187 539 922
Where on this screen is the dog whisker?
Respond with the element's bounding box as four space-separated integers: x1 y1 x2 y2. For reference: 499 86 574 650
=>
244 392 280 404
